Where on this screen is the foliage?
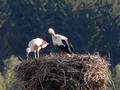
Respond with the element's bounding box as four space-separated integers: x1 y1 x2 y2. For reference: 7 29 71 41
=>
0 0 120 89
0 0 120 69
0 55 21 90
112 64 120 90
0 72 6 90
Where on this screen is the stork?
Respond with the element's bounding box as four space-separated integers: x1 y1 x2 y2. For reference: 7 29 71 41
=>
26 38 49 59
48 28 75 55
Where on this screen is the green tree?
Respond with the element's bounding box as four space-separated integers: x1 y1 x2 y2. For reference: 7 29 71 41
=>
112 64 120 90
2 55 21 90
0 0 120 67
0 72 6 90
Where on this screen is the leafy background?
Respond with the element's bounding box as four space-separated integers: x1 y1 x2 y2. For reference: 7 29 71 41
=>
0 0 120 89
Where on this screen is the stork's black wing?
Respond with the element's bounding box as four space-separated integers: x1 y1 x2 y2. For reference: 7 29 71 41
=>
61 40 71 54
61 40 67 47
61 39 75 54
67 39 75 53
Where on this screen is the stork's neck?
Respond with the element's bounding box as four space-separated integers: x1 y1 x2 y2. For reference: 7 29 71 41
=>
51 34 56 45
51 33 56 38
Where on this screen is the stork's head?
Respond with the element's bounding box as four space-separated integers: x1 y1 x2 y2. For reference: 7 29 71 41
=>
48 28 55 36
26 47 31 58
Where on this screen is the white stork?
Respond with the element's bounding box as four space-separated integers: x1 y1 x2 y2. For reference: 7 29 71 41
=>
26 38 49 59
48 28 75 55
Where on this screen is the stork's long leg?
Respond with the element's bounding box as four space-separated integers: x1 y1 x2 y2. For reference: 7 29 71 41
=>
26 53 29 60
37 48 41 59
60 50 64 55
60 49 66 56
34 51 37 59
57 45 65 56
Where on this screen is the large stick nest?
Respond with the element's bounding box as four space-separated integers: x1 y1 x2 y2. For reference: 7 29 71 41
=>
16 53 111 90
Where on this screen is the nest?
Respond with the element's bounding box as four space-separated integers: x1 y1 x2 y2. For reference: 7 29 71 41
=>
16 53 111 90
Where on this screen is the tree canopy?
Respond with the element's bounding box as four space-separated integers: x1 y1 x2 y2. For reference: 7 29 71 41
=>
0 0 120 69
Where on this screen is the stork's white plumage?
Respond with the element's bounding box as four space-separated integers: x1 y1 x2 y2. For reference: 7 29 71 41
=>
26 38 49 59
48 28 74 55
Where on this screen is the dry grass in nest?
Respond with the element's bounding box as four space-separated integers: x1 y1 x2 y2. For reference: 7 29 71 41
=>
16 53 111 90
